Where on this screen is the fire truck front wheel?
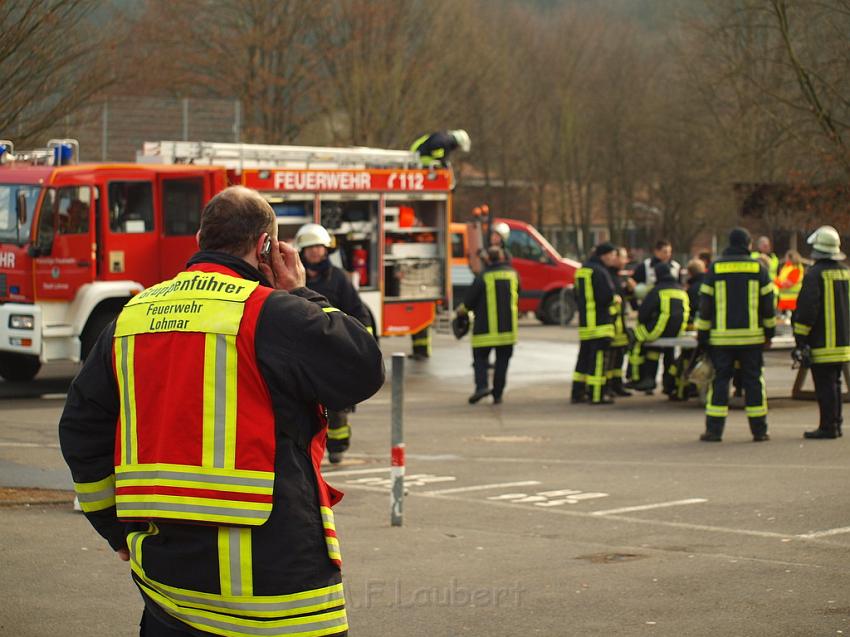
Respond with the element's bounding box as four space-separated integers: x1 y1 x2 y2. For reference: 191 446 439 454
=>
0 352 42 383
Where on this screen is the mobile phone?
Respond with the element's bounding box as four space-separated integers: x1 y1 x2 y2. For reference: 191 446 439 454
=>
260 234 272 262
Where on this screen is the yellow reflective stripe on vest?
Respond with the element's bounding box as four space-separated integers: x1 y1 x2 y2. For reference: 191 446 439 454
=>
128 524 347 630
203 333 238 469
116 272 258 337
811 346 850 363
824 271 836 350
116 335 138 465
219 527 253 597
471 270 518 348
320 506 341 562
748 280 759 331
74 474 116 512
322 307 340 314
699 283 714 296
715 281 727 332
116 464 274 494
577 269 597 328
794 323 812 336
715 261 759 274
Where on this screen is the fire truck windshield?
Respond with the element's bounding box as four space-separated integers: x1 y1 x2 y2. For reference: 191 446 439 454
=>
0 185 40 245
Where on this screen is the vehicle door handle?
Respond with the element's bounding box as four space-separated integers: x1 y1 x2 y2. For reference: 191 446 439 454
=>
77 261 91 267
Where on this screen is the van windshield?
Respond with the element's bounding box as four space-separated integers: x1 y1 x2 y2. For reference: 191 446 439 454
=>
0 185 41 245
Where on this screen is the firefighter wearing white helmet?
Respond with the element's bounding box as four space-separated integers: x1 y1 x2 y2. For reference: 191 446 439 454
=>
410 129 471 168
792 225 849 439
488 221 512 265
296 223 373 462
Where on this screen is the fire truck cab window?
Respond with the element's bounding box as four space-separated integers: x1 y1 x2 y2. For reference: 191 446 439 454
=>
163 178 203 236
56 187 91 235
507 229 544 261
109 181 153 233
451 232 465 259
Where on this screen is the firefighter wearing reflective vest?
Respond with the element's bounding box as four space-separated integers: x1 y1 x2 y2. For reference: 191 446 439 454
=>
410 129 471 168
296 223 374 464
775 249 805 312
752 235 780 282
572 242 620 405
696 228 776 442
631 239 682 305
59 186 384 637
606 247 633 397
459 246 519 404
792 226 849 440
627 263 689 395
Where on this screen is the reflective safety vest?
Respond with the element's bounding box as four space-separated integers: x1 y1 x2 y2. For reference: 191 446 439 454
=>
470 267 519 348
752 251 780 281
793 261 850 364
775 262 804 311
634 287 689 342
642 257 681 286
696 256 776 346
111 266 279 527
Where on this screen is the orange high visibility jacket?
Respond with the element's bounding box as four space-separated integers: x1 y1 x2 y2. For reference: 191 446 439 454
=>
775 262 804 311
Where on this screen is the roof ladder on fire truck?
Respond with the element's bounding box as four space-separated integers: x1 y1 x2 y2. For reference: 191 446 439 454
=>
137 141 423 170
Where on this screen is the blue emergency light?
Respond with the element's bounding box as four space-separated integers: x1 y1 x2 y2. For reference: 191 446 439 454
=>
53 143 74 166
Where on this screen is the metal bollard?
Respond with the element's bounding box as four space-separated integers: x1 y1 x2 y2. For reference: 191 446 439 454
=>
390 353 405 527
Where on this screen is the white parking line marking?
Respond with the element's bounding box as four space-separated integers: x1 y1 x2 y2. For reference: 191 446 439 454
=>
797 526 850 539
0 442 59 448
346 474 457 489
323 467 390 477
591 498 708 516
422 481 541 495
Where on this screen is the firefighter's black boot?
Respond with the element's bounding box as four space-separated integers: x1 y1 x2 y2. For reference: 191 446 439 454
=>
700 417 724 442
571 382 587 404
609 378 632 397
749 417 770 442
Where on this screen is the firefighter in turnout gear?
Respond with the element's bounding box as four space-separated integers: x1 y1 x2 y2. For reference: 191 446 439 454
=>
59 187 385 637
410 129 471 168
627 263 689 394
631 239 682 302
696 228 776 442
606 247 633 397
459 246 519 404
572 242 620 405
296 223 374 463
792 226 849 439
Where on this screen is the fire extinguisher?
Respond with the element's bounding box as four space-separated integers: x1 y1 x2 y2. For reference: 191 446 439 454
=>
352 247 369 286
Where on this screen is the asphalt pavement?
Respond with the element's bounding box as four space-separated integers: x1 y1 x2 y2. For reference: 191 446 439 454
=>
1 321 848 636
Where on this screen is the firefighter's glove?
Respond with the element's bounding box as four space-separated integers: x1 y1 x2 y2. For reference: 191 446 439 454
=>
625 327 636 348
696 330 710 349
791 345 811 370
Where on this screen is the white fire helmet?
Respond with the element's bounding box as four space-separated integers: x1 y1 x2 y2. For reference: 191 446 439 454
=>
450 129 471 153
294 224 334 251
492 222 510 243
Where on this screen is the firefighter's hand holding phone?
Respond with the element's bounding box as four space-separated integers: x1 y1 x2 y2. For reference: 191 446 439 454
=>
258 233 306 291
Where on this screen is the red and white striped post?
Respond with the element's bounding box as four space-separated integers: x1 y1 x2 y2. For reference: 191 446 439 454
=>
390 353 405 527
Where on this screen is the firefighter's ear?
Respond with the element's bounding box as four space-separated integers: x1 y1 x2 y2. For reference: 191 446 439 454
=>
195 230 201 248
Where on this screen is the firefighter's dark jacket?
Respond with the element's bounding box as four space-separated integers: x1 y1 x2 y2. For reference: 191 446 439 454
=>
462 261 519 348
575 255 617 341
696 246 776 346
635 277 688 342
793 259 850 364
58 251 385 633
306 264 373 333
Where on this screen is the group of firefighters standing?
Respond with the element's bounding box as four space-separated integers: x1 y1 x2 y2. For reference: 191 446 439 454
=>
570 225 849 442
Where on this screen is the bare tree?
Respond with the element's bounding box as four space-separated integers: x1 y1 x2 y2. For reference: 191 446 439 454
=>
0 0 124 146
129 0 320 143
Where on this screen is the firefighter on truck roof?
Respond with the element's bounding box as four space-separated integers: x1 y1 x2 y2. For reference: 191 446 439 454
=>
59 186 384 637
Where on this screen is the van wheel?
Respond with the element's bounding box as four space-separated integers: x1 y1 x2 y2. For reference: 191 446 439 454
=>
540 291 576 326
0 352 42 382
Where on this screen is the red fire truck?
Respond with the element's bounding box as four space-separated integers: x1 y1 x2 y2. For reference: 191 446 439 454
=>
0 139 451 381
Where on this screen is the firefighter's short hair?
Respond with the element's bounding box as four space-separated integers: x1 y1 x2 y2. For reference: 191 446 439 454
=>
198 186 276 256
